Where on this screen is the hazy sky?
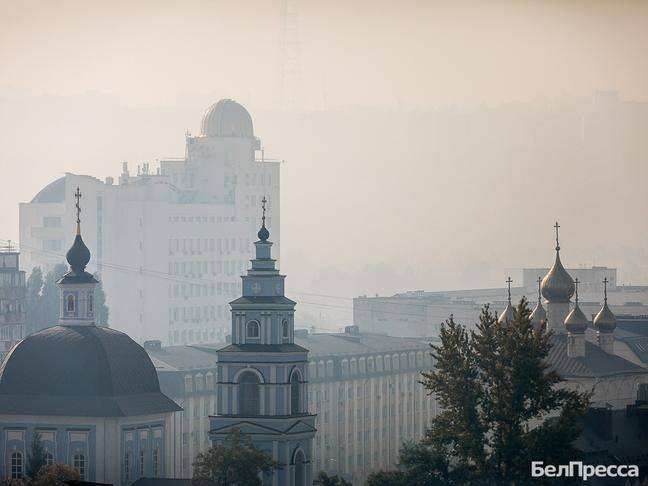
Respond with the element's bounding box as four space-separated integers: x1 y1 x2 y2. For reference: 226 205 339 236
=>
1 0 648 326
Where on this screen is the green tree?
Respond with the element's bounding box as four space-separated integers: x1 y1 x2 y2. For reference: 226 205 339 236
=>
313 470 352 485
93 274 109 326
38 263 67 331
25 267 44 335
369 299 590 486
26 433 46 479
29 463 80 486
192 428 279 486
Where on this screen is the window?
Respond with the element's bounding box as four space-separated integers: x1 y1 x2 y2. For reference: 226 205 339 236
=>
246 321 260 339
238 371 261 415
282 319 289 338
290 370 301 414
10 452 23 479
184 375 193 394
294 450 306 486
66 295 75 312
124 451 132 482
88 293 94 314
139 449 145 477
206 372 214 391
73 454 86 480
45 452 54 466
43 216 62 228
152 447 160 477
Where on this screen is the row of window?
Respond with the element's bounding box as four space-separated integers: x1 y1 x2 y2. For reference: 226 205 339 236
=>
9 452 86 480
168 260 247 278
169 327 225 345
168 281 240 301
309 351 432 380
245 320 289 339
123 447 160 482
168 238 250 255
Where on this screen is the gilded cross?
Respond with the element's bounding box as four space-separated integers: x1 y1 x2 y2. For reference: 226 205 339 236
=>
554 221 560 250
74 187 82 234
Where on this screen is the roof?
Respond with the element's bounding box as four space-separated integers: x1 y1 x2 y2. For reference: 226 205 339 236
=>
200 99 254 138
217 343 308 354
229 296 296 306
0 325 181 417
295 332 431 358
547 333 645 378
146 345 219 372
132 479 212 486
31 177 65 203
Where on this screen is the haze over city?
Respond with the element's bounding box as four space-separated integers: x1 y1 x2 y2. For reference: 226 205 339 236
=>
1 0 647 328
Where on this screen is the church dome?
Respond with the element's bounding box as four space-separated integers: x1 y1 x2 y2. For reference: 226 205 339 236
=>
0 326 180 417
530 302 547 330
200 99 254 138
593 302 617 333
498 303 517 325
564 303 588 333
541 251 575 303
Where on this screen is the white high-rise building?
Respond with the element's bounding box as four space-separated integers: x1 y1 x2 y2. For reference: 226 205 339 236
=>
19 99 281 345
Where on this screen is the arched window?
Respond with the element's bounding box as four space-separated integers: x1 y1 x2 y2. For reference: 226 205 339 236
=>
45 452 54 466
205 372 214 391
238 371 260 415
294 449 305 486
73 454 86 480
10 452 23 479
282 319 289 338
246 321 260 339
66 294 75 312
290 370 301 415
152 447 160 478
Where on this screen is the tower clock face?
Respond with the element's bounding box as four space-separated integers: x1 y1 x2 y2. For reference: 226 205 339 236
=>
251 282 261 294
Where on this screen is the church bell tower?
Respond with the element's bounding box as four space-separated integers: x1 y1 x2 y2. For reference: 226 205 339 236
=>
209 198 316 486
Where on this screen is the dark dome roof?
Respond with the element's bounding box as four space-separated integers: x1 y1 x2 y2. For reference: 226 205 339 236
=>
0 326 180 417
541 251 575 303
200 99 254 138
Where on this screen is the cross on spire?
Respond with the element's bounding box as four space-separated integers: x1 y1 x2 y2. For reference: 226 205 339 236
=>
603 277 609 302
506 276 513 304
574 278 580 304
536 276 542 302
554 221 560 251
261 196 267 227
74 187 82 235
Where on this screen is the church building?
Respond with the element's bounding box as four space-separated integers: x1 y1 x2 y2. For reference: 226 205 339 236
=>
0 188 181 484
209 199 316 486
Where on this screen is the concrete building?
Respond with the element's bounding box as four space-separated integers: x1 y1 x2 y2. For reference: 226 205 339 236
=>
0 207 180 485
146 328 434 484
0 247 25 359
19 99 280 345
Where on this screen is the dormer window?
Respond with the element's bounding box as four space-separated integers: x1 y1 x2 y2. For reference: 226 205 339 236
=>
246 321 260 339
282 319 289 338
66 295 75 312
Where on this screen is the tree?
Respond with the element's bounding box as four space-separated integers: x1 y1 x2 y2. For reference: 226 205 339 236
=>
192 428 279 486
25 267 44 335
93 274 109 326
313 471 352 486
369 299 590 486
30 463 80 486
26 433 46 479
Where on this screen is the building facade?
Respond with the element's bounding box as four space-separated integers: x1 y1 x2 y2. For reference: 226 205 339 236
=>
0 248 25 359
19 99 280 345
0 202 180 484
147 328 434 484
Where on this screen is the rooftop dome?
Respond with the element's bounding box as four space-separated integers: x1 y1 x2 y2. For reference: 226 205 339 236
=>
564 304 588 334
0 326 180 417
541 223 575 303
530 302 547 331
200 99 254 138
498 277 517 325
593 303 617 333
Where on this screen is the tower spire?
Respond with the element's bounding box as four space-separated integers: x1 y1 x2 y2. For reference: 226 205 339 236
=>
74 187 82 235
603 277 609 303
574 278 580 304
506 276 513 304
554 221 560 252
257 196 270 241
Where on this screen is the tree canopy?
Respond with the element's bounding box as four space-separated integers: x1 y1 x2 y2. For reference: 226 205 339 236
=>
192 428 279 486
368 298 590 486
